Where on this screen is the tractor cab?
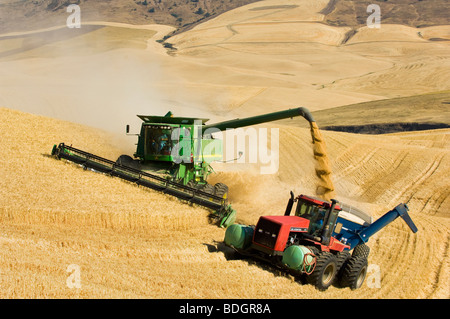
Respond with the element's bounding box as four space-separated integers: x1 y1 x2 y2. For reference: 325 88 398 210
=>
294 195 341 241
279 193 342 246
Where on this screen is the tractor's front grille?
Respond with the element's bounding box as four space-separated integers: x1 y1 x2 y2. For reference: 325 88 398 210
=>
253 219 281 249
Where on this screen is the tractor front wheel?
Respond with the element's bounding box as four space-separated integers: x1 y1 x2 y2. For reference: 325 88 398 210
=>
307 252 337 291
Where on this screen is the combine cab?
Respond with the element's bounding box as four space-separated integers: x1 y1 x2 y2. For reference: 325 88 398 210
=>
118 112 223 190
224 193 418 290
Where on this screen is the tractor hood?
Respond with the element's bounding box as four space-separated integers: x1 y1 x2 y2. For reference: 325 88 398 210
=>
253 215 310 252
261 215 310 230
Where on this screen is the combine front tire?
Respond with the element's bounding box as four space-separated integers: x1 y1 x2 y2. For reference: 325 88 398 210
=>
202 183 215 195
307 252 338 291
115 155 141 170
214 183 229 201
116 155 133 166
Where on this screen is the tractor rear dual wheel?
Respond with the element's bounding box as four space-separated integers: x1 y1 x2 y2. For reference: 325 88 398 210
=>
335 251 351 271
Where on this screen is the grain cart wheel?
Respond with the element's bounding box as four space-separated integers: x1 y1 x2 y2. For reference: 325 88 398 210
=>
307 252 338 291
338 256 368 290
214 183 229 201
352 244 370 259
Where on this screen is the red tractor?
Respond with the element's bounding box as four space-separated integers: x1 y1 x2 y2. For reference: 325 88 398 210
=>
224 192 418 290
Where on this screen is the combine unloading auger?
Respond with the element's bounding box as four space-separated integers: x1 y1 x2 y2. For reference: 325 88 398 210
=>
51 107 318 228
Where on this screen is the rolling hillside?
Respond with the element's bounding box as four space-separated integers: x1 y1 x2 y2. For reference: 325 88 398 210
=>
0 0 260 34
0 0 449 299
0 107 448 298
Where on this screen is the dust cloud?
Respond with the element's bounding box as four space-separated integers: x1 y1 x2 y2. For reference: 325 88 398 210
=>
0 25 221 155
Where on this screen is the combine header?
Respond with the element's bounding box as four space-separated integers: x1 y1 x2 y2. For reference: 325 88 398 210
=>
51 107 316 227
51 143 235 227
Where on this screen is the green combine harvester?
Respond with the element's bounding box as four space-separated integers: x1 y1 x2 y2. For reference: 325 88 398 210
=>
51 107 315 227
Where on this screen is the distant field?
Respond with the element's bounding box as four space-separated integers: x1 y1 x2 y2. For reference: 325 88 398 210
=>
0 0 261 34
304 91 450 133
322 0 450 28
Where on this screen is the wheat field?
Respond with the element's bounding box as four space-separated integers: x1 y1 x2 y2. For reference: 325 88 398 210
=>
0 107 448 299
0 0 449 299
